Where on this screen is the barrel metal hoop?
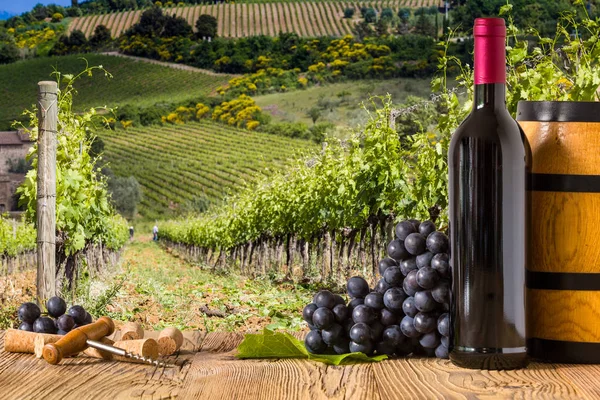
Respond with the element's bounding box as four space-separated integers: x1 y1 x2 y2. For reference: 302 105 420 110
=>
527 270 600 290
527 338 600 363
528 173 600 192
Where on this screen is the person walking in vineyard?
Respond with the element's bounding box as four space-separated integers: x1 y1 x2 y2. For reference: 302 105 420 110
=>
129 226 134 240
153 224 159 241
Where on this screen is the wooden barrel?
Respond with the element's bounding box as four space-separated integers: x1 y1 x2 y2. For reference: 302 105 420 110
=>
517 101 600 363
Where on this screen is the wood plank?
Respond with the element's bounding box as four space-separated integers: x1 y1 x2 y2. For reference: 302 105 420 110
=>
555 364 600 399
0 330 204 399
372 358 584 399
180 332 380 399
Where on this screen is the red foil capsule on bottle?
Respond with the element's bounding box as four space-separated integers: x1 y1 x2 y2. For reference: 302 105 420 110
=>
473 18 506 85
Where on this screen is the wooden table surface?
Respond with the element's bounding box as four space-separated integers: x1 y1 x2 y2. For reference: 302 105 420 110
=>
1 330 599 400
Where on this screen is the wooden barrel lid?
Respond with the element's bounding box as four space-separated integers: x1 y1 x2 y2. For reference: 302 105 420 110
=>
517 101 600 122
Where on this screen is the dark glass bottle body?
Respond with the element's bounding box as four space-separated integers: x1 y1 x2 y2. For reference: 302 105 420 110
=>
448 83 531 370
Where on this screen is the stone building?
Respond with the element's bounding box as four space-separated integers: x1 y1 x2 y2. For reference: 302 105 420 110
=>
0 130 34 212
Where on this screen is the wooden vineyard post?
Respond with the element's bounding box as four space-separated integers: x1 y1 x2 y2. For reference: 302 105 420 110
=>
36 81 58 304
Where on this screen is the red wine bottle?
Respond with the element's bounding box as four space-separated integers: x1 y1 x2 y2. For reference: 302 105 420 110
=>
448 18 531 370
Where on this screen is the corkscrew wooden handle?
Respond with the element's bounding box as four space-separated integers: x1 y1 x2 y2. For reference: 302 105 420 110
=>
42 317 115 365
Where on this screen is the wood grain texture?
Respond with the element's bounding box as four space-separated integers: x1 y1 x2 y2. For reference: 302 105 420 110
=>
180 332 379 400
528 289 600 342
521 121 600 175
530 192 600 273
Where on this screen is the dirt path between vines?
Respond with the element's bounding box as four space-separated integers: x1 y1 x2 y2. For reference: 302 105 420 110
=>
101 51 240 77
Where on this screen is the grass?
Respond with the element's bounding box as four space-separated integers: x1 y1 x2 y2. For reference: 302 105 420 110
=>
0 53 232 130
98 120 317 220
254 78 431 130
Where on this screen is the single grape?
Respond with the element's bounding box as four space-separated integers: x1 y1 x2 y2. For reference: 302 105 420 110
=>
404 233 426 256
83 312 92 324
402 296 418 318
383 288 406 311
34 316 58 334
419 332 441 349
400 316 420 338
426 232 449 254
420 346 437 357
305 330 327 354
396 339 414 356
348 297 364 311
349 340 374 355
57 314 75 332
333 338 350 355
333 294 346 306
18 322 34 332
67 305 87 325
395 221 416 241
378 258 398 276
18 302 41 324
437 313 450 337
431 253 450 278
380 308 399 326
347 276 370 299
387 239 410 261
432 283 450 304
370 321 385 341
416 251 434 269
332 304 350 323
414 312 437 334
322 323 344 345
414 290 437 312
352 305 376 325
303 303 318 323
313 307 335 330
46 296 67 318
375 278 391 294
403 270 420 296
57 329 68 335
416 267 440 290
435 344 449 359
382 325 404 346
364 292 385 310
349 322 372 344
383 266 403 286
376 340 397 356
343 318 354 333
441 335 449 348
314 290 336 309
399 257 418 276
419 220 436 237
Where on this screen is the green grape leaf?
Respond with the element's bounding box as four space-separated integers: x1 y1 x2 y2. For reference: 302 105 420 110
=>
236 329 388 365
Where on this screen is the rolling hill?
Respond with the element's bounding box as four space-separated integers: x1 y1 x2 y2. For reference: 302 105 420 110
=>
0 53 232 130
98 120 317 220
68 0 441 39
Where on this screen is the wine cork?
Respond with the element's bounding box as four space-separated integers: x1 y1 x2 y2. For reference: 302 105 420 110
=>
120 322 144 340
157 327 184 356
113 338 158 362
34 333 64 358
82 337 114 360
4 329 61 354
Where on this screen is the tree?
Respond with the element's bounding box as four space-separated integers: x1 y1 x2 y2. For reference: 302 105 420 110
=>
414 12 435 37
381 8 394 21
196 14 217 39
164 15 192 37
90 25 112 48
306 107 322 125
106 174 142 220
375 18 389 36
344 8 355 18
72 0 78 7
364 8 377 23
353 20 374 40
69 29 89 48
31 3 49 20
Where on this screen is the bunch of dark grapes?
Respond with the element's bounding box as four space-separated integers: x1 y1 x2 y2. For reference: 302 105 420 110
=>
17 297 93 335
303 219 451 359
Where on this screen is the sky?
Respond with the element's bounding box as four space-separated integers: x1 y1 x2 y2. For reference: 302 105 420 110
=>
0 0 71 16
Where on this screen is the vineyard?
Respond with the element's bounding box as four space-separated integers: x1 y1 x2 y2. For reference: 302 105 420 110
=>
0 54 231 130
98 120 317 219
68 0 442 39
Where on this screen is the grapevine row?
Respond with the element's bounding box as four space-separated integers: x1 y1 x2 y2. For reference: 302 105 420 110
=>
69 0 441 38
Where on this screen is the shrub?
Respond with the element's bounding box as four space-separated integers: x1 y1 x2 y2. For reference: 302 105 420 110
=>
381 8 394 21
51 13 64 22
0 42 19 64
344 8 355 19
90 25 112 48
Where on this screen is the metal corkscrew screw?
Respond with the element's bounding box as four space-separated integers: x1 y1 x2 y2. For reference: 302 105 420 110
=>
86 340 175 368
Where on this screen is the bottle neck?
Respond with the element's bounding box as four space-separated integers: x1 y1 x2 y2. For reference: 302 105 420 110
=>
473 83 506 111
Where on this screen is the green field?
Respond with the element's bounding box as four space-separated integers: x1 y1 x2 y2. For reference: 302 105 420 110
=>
98 120 317 220
0 54 232 130
254 78 431 129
